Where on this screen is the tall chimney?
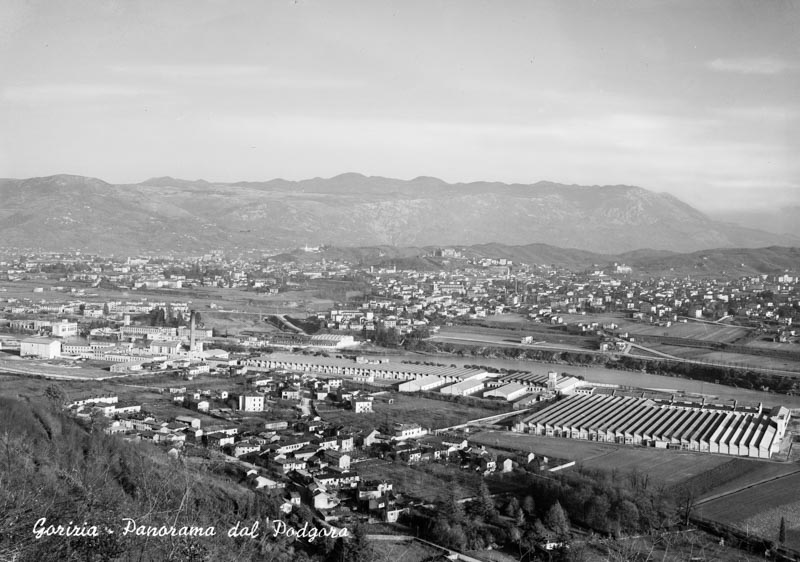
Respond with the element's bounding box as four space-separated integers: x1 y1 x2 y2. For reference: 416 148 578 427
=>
189 310 196 351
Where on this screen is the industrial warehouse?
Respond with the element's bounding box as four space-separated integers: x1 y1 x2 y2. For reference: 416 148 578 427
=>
243 352 488 382
521 394 791 459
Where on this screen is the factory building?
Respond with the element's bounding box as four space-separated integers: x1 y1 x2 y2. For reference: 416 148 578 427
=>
20 336 61 359
522 394 790 459
243 352 489 383
440 378 485 397
398 375 447 393
483 382 529 401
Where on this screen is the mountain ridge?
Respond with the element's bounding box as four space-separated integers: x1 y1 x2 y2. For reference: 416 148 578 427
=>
0 173 796 254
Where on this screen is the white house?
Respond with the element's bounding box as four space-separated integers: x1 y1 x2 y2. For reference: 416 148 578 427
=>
350 396 373 413
238 395 265 412
51 320 78 338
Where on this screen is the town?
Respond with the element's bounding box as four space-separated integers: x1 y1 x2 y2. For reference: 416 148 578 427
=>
1 245 800 560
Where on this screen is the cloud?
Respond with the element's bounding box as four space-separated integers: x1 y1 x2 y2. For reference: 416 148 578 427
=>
2 83 164 103
111 63 272 79
110 64 364 89
714 105 799 121
708 57 794 75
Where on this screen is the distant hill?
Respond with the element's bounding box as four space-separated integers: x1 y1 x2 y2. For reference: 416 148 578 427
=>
272 243 799 276
623 246 800 276
712 207 800 238
0 173 796 254
452 243 800 275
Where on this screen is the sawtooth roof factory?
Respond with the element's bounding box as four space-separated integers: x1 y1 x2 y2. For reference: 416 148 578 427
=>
521 393 791 459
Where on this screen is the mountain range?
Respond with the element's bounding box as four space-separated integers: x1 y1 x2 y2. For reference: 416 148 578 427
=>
0 173 796 254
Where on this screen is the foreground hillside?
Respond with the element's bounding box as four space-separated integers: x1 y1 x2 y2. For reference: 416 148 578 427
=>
0 396 341 562
0 174 796 254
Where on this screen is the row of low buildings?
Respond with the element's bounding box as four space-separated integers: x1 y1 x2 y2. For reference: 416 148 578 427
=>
244 353 587 404
519 393 791 459
16 334 232 377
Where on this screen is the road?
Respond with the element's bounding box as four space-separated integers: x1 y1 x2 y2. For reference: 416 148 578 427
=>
438 408 532 432
429 332 800 377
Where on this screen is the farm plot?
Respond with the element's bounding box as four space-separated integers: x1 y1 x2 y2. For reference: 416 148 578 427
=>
557 313 750 343
628 322 749 343
357 460 481 503
695 472 800 551
317 393 492 432
470 430 731 488
684 459 800 502
650 344 800 373
745 339 800 352
578 448 730 489
371 539 443 562
469 430 615 462
627 346 667 359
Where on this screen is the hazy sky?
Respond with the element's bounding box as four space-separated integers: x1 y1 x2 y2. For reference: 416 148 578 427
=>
1 0 798 212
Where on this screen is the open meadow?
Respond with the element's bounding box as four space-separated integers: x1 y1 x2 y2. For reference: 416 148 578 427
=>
695 472 800 551
370 538 444 562
316 391 496 432
621 320 750 343
689 460 800 502
538 312 752 343
470 430 763 489
650 344 800 373
356 459 483 502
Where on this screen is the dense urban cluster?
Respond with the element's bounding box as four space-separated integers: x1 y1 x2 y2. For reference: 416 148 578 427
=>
2 247 799 347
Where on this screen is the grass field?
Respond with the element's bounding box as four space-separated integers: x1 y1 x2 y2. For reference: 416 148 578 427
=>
627 346 666 358
0 278 332 309
651 344 800 373
627 322 750 342
691 461 800 502
696 472 800 550
370 539 443 562
431 331 592 352
580 531 768 562
555 313 751 343
0 369 246 404
0 352 113 380
357 459 482 502
746 339 800 351
470 430 735 488
578 448 731 488
316 392 493 432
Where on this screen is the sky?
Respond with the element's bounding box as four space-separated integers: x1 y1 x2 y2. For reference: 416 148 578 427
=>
1 0 798 212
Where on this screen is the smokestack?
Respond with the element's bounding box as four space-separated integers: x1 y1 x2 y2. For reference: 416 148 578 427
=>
189 310 196 351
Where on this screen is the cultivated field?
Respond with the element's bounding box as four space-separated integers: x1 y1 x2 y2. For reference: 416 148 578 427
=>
316 392 493 432
356 459 482 502
371 539 443 562
0 370 243 405
0 352 113 380
625 321 749 343
578 448 731 488
579 531 769 562
431 330 593 352
696 472 800 551
470 430 741 488
650 344 800 373
0 277 350 342
745 339 800 352
690 460 800 502
555 313 751 343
